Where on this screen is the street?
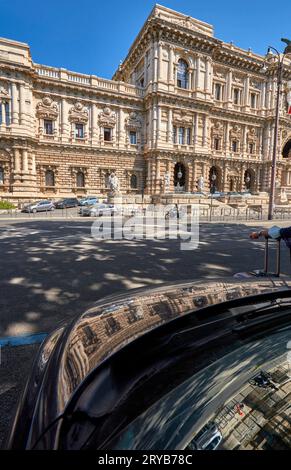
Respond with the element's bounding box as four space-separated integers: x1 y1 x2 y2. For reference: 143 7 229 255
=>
0 217 291 447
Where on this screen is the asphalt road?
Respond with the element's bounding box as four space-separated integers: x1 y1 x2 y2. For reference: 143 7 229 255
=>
0 216 291 448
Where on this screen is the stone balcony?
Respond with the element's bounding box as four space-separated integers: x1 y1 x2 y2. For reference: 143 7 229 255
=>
34 65 144 99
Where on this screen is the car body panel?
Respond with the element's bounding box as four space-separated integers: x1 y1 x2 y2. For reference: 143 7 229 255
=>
79 197 99 206
22 201 55 212
7 277 291 449
55 198 79 209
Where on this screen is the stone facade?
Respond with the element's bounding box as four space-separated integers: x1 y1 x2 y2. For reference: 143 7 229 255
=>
0 4 291 201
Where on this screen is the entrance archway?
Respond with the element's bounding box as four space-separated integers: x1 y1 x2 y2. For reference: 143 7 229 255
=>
174 162 186 192
282 139 291 159
209 166 222 192
244 169 255 192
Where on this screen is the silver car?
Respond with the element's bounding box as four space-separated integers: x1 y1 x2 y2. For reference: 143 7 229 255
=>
82 203 119 217
22 200 55 213
186 422 222 450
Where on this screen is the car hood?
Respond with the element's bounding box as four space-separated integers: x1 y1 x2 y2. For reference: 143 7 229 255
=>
36 278 291 407
8 277 291 449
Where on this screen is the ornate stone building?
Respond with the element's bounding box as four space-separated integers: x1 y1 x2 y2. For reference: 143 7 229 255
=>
0 4 291 201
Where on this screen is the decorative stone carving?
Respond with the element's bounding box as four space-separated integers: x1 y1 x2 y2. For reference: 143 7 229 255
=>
247 127 257 143
68 102 89 124
212 121 224 136
108 172 120 195
233 74 244 85
230 124 241 137
36 96 58 120
250 80 261 90
98 107 116 128
0 83 9 98
125 112 142 130
286 80 291 113
173 110 192 126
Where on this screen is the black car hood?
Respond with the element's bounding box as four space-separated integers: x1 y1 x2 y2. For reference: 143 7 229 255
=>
8 277 291 449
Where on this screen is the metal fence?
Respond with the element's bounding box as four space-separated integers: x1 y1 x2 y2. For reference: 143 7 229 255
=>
2 204 291 222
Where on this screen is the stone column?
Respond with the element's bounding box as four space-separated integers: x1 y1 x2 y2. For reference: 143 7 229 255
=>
202 115 208 147
243 125 247 154
11 82 19 124
148 106 152 148
158 42 162 81
0 102 5 125
61 98 68 139
244 76 249 108
192 161 196 192
195 56 200 90
194 113 199 145
188 68 193 90
225 122 230 152
31 152 36 174
22 149 29 173
152 103 157 147
19 83 25 125
167 108 172 143
91 103 98 143
156 105 161 142
168 46 174 83
205 57 211 93
153 39 159 83
13 148 21 173
226 70 232 103
146 159 152 194
156 159 161 192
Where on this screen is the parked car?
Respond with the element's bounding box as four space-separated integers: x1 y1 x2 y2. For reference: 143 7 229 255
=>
186 422 222 450
81 203 119 217
54 198 79 209
7 278 291 450
21 200 55 213
78 196 99 206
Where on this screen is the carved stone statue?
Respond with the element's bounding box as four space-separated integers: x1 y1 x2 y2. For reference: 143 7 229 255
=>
108 172 120 195
164 171 170 190
197 176 204 192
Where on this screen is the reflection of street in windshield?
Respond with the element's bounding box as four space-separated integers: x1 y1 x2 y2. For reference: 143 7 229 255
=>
186 361 291 450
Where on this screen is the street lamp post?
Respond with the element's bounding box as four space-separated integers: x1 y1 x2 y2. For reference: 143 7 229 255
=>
264 39 291 220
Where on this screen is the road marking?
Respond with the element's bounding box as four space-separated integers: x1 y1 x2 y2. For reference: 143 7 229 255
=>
0 332 47 347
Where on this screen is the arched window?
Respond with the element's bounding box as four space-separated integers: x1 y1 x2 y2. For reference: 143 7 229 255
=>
76 171 85 188
0 167 4 185
177 59 189 89
130 174 137 189
45 169 55 187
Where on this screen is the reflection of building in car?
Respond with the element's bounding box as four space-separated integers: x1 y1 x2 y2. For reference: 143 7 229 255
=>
7 279 291 450
186 422 222 450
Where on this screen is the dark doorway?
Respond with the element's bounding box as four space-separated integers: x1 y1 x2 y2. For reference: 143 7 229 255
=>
174 163 186 192
282 139 291 158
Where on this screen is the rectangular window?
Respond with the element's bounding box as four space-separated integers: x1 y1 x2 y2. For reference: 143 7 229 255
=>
233 88 240 105
4 102 10 125
186 128 191 145
214 83 221 101
104 127 112 142
250 93 257 109
129 131 137 145
249 143 254 154
44 119 53 135
232 140 238 152
178 127 185 145
75 123 84 139
214 138 220 150
173 126 177 144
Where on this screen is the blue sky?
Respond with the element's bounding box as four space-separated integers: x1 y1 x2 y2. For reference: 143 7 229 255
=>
1 0 290 79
